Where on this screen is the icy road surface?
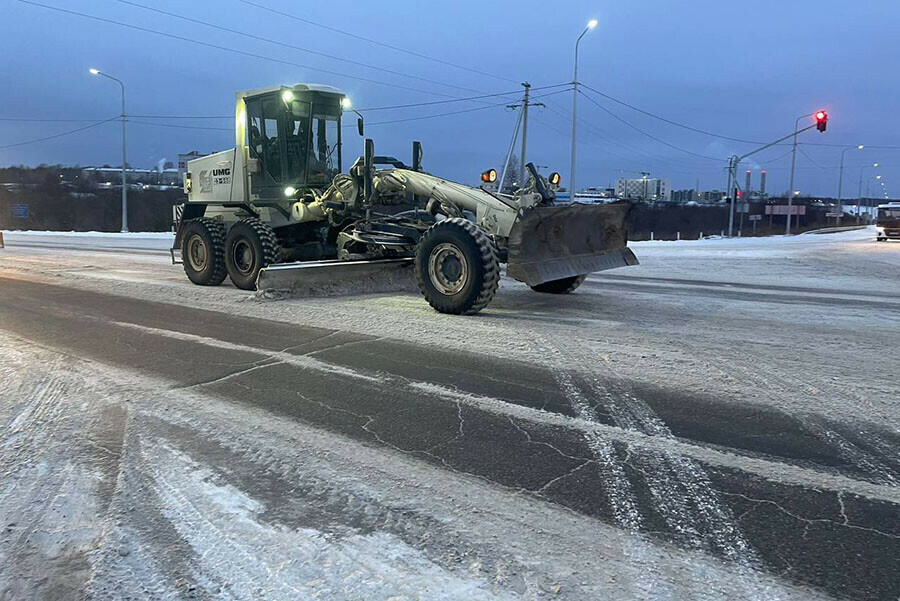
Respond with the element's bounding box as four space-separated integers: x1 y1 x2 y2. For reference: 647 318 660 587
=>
0 227 898 600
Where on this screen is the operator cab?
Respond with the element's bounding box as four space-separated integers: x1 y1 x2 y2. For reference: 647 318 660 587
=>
240 84 345 201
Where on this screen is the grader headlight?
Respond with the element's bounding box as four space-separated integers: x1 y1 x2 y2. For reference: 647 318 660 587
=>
480 168 497 184
548 172 561 187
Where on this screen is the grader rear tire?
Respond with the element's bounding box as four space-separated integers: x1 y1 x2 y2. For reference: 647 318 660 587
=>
181 218 227 286
224 218 280 290
415 218 499 315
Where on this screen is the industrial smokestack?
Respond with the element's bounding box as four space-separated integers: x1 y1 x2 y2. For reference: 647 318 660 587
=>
745 170 752 198
760 170 767 196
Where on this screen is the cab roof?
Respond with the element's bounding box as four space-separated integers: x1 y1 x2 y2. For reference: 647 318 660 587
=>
237 84 345 100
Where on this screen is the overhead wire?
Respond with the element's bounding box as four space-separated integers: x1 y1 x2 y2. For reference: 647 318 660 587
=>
577 90 725 162
112 0 492 96
129 120 232 131
234 0 520 85
14 0 489 100
360 88 572 127
543 98 722 173
0 118 117 149
579 82 765 145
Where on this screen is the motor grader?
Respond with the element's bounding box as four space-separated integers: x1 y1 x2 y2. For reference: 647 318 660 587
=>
173 83 637 314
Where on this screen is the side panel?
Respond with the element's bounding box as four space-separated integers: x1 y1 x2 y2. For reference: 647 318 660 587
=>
185 148 246 204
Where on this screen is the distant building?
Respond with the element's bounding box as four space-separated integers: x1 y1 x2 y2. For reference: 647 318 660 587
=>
81 167 180 187
178 151 208 181
671 189 698 203
572 187 617 203
615 177 670 201
701 189 726 203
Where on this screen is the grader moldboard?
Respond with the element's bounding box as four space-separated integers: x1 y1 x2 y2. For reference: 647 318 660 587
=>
173 84 638 315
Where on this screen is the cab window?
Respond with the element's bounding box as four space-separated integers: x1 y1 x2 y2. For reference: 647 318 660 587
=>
309 105 340 185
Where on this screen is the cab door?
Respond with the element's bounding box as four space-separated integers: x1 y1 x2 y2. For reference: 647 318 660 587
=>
246 95 287 201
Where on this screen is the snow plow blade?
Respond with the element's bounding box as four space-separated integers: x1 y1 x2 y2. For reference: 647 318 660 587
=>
256 257 415 296
506 201 637 286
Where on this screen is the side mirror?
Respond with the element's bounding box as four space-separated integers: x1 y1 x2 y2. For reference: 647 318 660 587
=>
357 117 365 137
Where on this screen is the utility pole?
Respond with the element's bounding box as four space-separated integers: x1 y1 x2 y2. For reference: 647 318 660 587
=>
726 156 737 237
502 82 545 193
785 117 804 235
519 83 530 189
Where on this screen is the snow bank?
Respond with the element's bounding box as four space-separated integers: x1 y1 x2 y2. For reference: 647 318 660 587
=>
1 230 174 251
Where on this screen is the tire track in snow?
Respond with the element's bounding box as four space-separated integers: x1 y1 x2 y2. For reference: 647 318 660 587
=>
537 335 760 565
0 366 70 481
120 320 900 504
714 354 899 486
143 439 518 600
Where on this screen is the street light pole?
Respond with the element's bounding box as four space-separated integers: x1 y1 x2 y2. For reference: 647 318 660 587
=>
837 144 864 224
569 18 597 203
786 112 812 235
90 68 128 232
857 162 878 223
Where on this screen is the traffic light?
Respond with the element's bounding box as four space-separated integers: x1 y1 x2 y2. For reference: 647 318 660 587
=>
815 110 828 132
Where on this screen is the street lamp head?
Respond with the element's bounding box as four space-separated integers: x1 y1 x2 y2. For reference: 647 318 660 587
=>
857 144 864 150
89 68 100 75
877 175 882 179
587 19 598 29
873 162 879 167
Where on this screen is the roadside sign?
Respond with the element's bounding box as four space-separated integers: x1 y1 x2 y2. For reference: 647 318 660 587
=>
11 203 28 219
765 205 806 216
749 214 762 221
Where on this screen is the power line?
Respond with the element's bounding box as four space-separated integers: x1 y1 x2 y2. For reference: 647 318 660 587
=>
580 83 900 151
797 146 830 170
361 88 572 127
357 84 569 112
577 90 725 162
3 88 569 126
532 105 723 176
579 83 764 145
234 0 520 85
15 0 483 100
129 120 232 132
0 118 117 150
547 96 721 170
0 117 110 122
113 0 491 97
129 115 231 119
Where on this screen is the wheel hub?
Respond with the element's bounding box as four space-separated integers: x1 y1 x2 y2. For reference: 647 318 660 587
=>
187 235 208 271
232 240 255 275
428 243 468 295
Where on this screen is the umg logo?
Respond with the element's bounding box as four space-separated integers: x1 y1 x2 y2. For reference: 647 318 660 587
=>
198 162 232 193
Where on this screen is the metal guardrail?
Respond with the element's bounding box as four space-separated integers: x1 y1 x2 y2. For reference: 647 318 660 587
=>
801 225 868 235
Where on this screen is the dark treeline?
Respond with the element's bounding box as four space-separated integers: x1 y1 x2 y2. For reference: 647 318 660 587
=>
1 185 182 232
1 166 842 237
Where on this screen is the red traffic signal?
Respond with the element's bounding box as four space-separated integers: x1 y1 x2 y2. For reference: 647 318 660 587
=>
815 110 828 132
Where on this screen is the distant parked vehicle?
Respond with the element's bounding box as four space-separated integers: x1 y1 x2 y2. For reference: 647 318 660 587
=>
875 202 900 241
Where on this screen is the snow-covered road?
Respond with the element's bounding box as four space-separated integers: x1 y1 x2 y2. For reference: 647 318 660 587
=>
0 227 898 600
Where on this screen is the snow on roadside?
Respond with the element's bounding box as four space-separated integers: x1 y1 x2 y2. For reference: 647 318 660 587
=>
1 230 174 251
